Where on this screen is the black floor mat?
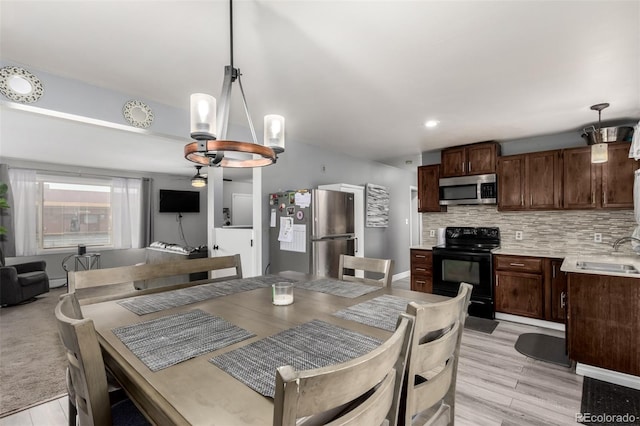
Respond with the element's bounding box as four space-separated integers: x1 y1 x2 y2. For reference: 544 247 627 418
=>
580 377 640 425
514 333 571 367
464 316 498 334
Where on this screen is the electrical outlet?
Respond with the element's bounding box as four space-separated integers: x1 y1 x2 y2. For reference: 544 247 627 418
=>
430 230 435 237
515 231 523 240
594 233 602 243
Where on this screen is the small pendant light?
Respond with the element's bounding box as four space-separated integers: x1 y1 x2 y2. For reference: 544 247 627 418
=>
590 103 609 164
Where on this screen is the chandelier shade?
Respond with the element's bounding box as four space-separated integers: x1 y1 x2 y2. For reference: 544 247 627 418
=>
264 114 285 153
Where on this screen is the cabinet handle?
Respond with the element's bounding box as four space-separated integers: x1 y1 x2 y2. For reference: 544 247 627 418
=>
415 268 426 272
462 162 465 173
552 264 556 278
603 191 607 205
530 194 533 206
510 263 525 267
415 255 426 258
468 161 471 172
495 275 498 286
592 191 595 205
521 195 524 206
560 291 566 308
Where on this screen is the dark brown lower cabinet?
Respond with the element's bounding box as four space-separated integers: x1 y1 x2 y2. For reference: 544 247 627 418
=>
495 270 543 318
410 249 432 293
567 273 640 376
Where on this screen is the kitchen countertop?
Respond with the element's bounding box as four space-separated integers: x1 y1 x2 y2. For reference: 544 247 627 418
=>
561 253 640 278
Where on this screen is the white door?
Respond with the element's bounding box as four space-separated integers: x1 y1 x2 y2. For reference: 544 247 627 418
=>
212 228 256 278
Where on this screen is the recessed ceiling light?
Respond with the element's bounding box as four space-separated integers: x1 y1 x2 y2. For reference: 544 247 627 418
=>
424 120 440 128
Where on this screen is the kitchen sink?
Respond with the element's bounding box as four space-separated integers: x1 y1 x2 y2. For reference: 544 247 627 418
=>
575 261 640 274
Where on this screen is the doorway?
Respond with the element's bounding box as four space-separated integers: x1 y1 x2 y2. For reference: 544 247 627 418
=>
410 186 421 246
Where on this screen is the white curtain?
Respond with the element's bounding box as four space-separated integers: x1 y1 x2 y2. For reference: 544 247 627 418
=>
8 168 38 256
112 177 142 249
628 120 640 160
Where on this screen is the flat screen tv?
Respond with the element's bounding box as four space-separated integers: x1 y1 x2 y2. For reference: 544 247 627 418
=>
159 189 200 213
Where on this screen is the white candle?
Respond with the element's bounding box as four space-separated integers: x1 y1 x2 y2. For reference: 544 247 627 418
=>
272 293 294 306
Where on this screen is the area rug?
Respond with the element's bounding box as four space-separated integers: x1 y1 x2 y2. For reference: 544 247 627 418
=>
464 316 499 334
514 333 571 367
0 287 68 417
579 377 640 425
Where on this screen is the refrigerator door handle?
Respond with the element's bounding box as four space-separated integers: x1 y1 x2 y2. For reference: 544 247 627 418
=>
311 234 355 241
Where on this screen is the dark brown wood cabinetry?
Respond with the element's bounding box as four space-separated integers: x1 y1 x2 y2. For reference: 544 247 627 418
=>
494 255 567 323
440 141 500 177
498 150 562 211
549 259 567 322
410 249 432 293
563 142 638 209
494 255 544 318
417 165 442 213
567 273 640 376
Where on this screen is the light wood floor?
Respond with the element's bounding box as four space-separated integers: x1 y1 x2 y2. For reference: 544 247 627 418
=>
0 279 582 426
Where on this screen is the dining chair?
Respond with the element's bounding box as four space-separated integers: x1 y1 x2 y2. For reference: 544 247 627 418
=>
402 282 473 426
55 293 149 426
273 314 414 426
338 254 394 287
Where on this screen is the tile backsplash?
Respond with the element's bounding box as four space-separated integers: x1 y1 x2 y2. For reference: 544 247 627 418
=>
421 206 637 255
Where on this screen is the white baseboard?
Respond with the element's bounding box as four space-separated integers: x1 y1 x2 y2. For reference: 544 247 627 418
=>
392 270 410 281
49 278 67 289
576 363 640 390
495 312 565 332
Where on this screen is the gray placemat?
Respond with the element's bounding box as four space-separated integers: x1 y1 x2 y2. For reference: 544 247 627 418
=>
333 295 414 331
118 275 296 315
112 309 255 371
210 319 382 398
295 278 380 298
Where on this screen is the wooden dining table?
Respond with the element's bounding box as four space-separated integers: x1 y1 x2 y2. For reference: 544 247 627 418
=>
81 272 448 425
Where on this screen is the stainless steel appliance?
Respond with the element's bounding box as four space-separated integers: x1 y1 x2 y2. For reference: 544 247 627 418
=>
268 189 355 277
439 173 497 205
432 227 500 319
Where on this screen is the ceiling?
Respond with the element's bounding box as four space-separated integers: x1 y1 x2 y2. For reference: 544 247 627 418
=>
1 0 639 178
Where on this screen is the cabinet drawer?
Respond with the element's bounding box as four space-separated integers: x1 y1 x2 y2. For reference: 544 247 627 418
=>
411 250 432 267
412 265 432 275
411 275 433 293
495 255 542 273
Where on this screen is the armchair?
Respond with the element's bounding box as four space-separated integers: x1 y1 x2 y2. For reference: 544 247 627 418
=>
0 249 49 306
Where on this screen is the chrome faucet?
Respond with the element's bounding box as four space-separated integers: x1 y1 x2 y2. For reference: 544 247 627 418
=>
612 236 640 252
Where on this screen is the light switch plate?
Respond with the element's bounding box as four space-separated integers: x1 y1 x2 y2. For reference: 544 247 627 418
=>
515 231 523 240
430 230 435 237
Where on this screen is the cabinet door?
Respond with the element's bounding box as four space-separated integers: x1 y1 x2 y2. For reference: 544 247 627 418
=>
467 143 497 175
550 259 567 322
495 271 544 318
527 150 562 209
602 142 638 208
440 147 466 177
563 147 599 209
417 165 441 212
497 155 525 210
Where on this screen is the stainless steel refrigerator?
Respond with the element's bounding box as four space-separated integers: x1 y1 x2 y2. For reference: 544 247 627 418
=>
268 189 355 277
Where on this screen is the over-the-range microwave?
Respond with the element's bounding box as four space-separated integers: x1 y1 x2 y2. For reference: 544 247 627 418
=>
439 173 497 205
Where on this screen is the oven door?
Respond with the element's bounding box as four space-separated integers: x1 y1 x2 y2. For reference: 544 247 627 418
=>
432 249 494 300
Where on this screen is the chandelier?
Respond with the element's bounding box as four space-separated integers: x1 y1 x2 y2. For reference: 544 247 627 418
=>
184 0 285 168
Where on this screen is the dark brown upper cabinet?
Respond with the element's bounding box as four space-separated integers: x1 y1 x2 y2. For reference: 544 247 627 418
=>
417 164 442 212
440 141 500 178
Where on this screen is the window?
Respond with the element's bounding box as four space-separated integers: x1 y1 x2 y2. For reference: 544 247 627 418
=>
39 179 112 249
8 168 144 255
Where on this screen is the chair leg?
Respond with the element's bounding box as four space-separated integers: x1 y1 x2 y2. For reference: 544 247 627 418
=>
68 397 77 426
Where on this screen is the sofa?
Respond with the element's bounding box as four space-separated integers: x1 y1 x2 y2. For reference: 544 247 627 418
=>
0 249 50 306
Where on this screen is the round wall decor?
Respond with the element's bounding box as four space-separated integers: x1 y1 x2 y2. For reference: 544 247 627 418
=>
0 66 44 103
123 100 154 128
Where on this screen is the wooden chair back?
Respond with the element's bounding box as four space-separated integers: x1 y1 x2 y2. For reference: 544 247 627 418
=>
403 283 473 426
338 254 393 287
273 314 414 426
55 292 112 426
68 255 243 303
